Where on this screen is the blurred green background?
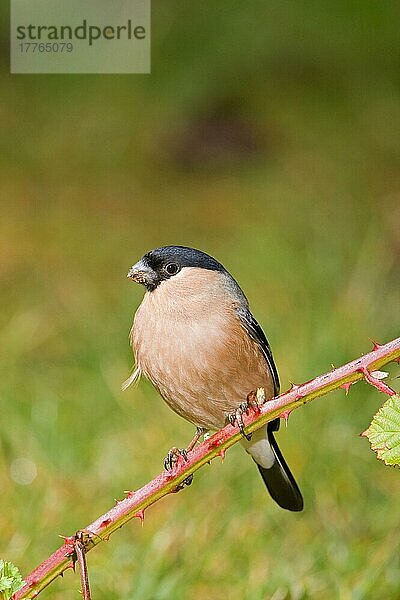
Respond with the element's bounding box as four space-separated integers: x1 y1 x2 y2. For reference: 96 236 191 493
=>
1 2 400 599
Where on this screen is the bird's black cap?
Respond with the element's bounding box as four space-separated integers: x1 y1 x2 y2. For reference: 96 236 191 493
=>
128 246 228 291
143 245 226 274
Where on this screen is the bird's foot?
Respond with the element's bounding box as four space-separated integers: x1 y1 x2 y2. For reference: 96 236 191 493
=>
227 390 263 440
164 447 188 471
186 427 207 452
227 405 252 441
163 428 207 491
172 473 194 491
163 447 193 491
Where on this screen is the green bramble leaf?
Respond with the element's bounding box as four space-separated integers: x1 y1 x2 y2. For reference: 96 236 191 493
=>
0 560 25 600
362 394 400 467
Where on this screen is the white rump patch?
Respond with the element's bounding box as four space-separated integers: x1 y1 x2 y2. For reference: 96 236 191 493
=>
241 424 276 469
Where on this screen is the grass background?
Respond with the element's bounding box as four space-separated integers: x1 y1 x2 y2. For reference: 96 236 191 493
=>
1 2 400 599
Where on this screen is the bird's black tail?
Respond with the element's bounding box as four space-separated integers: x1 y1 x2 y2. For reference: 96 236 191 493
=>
256 419 303 512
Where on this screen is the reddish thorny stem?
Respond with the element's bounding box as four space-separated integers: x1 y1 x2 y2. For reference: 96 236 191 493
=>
12 337 400 600
359 366 397 396
74 533 92 600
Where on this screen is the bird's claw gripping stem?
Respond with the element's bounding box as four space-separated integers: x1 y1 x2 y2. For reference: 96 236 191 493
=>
228 410 252 441
163 447 193 490
228 409 252 441
164 447 188 471
227 391 261 441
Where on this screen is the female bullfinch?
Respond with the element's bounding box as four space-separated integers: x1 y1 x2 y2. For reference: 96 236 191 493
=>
125 245 303 512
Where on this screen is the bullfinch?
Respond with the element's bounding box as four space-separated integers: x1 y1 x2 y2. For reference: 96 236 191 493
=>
125 246 303 512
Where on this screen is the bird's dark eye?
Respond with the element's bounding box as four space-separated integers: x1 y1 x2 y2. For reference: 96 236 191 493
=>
165 262 180 275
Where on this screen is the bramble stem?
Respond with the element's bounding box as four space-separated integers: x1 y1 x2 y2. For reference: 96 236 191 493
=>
74 533 92 600
359 366 397 396
12 337 400 600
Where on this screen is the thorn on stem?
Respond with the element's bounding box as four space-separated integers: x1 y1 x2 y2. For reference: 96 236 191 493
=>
59 534 75 543
134 510 145 525
288 382 306 400
280 410 291 425
370 339 382 351
218 449 225 462
288 382 300 392
341 382 353 396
